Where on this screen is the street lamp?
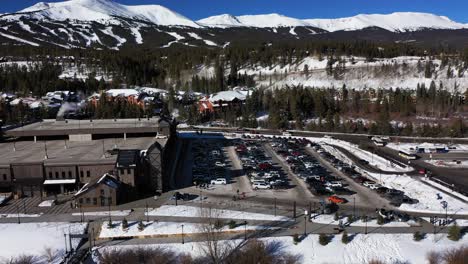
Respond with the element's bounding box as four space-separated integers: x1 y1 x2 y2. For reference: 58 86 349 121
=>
304 210 308 236
244 220 247 240
181 224 185 244
64 233 68 254
16 205 20 224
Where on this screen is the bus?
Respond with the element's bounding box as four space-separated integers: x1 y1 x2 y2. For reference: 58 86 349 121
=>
398 150 417 160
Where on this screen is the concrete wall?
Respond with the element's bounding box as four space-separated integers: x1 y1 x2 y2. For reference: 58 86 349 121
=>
69 134 92 142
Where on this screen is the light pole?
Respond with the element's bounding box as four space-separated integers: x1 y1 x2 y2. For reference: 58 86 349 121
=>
181 224 185 244
23 199 26 214
365 216 368 235
353 197 356 219
304 210 308 236
146 202 149 222
244 220 247 240
64 233 68 254
274 198 277 217
16 205 20 224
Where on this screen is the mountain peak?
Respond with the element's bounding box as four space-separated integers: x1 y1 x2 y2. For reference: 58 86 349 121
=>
14 0 200 27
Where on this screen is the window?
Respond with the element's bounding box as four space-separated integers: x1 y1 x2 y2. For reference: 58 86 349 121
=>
86 198 90 204
127 169 131 174
2 174 6 181
119 169 125 175
61 172 65 179
79 198 83 204
93 198 97 205
86 171 90 178
80 171 84 178
55 172 59 179
68 171 72 178
48 172 52 179
108 197 112 205
100 189 105 195
100 197 105 206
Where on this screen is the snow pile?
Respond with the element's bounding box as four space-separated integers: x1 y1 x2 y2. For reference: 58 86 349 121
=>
99 220 277 238
368 172 468 215
310 214 412 227
95 233 468 264
72 210 131 216
146 205 291 221
0 222 86 263
38 200 55 207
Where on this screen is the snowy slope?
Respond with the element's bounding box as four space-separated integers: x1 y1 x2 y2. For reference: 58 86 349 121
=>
199 12 467 32
304 12 467 32
9 0 200 27
197 14 244 28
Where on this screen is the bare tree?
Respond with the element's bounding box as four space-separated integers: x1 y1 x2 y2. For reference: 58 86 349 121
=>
42 247 59 263
99 247 191 264
6 255 41 264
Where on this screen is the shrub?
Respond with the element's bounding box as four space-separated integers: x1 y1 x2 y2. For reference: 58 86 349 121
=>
319 234 330 246
293 233 300 244
377 215 385 225
347 215 354 223
334 212 340 221
448 223 461 241
214 219 225 230
107 220 113 229
413 231 424 241
122 218 129 230
341 231 349 244
228 220 237 229
138 221 145 231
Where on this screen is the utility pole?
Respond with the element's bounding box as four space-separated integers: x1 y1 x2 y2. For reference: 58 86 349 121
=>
181 224 185 244
293 201 296 219
304 210 308 236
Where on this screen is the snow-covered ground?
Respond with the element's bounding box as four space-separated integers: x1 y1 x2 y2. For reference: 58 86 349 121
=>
94 233 467 264
0 222 86 263
310 214 414 227
426 159 468 168
0 213 42 218
387 142 468 154
72 210 131 217
310 137 413 173
146 205 291 221
367 172 468 215
236 56 468 92
99 220 277 239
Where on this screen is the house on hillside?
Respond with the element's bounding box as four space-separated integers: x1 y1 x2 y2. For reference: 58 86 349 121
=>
198 89 250 114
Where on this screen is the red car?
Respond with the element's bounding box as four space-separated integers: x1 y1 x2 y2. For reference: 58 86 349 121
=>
328 195 346 204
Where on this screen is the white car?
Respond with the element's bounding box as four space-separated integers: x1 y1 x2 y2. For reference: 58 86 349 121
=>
368 184 382 190
215 161 226 167
325 181 342 188
253 182 271 190
211 178 227 185
363 181 376 187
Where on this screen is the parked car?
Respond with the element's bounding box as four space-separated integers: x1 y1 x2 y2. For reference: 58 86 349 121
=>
363 181 376 187
253 182 271 190
210 178 227 185
328 195 346 204
325 181 343 188
215 161 226 167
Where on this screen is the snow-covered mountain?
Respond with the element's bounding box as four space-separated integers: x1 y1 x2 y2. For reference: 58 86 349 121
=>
199 12 467 32
6 0 200 27
0 0 468 49
304 12 467 32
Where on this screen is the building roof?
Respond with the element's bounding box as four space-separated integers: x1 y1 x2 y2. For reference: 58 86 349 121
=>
75 173 120 197
5 118 169 137
116 150 139 168
0 137 163 166
209 90 249 103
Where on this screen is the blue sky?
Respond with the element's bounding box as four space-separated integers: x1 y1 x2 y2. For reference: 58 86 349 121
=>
2 0 467 22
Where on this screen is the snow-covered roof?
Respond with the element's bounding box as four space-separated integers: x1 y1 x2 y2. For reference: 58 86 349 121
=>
209 90 250 102
43 179 76 185
138 87 168 95
106 89 139 97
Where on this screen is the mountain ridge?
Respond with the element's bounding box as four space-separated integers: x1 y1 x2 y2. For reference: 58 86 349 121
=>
0 0 466 32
